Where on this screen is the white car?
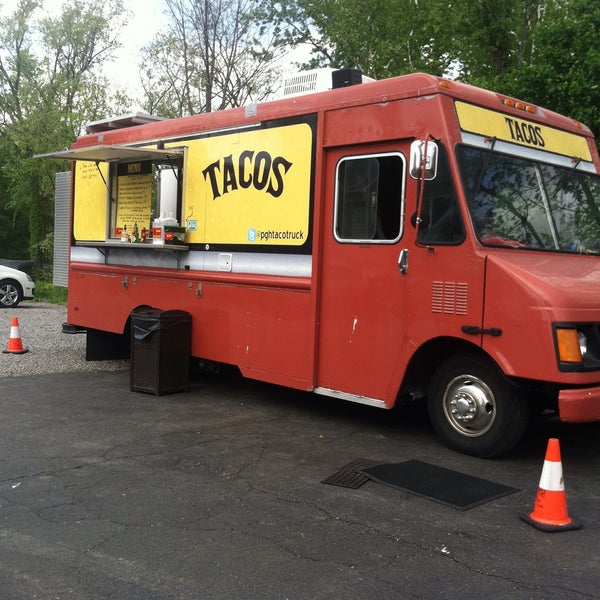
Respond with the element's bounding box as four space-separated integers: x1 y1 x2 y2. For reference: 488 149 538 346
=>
0 265 35 308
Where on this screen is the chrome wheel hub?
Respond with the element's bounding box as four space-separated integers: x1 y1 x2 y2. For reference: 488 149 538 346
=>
443 375 496 437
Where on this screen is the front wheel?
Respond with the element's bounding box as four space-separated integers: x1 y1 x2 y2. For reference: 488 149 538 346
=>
427 353 529 458
0 280 23 308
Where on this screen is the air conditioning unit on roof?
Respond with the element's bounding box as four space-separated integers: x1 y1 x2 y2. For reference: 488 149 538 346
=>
282 68 375 98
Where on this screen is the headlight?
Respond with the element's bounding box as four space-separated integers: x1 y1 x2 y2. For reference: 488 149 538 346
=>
554 324 600 371
578 331 588 357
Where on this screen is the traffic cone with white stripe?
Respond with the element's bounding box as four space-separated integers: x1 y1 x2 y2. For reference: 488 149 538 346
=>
520 438 581 532
2 316 28 354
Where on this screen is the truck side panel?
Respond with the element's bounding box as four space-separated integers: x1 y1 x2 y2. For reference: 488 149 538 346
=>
68 262 315 389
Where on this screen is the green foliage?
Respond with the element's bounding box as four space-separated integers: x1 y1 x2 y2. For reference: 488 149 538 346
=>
445 0 541 81
255 0 455 78
490 0 600 140
34 280 68 305
259 1 599 139
31 231 54 270
0 0 127 264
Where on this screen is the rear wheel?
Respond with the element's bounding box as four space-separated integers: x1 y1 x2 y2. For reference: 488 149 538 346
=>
0 280 23 308
427 353 529 457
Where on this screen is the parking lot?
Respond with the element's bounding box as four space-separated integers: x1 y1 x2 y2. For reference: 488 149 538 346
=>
1 359 599 599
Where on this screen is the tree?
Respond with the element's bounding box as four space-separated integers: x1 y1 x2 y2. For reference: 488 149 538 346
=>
445 0 543 82
258 0 549 80
139 0 285 118
261 0 600 141
255 0 455 79
0 0 128 262
0 0 38 257
493 0 600 139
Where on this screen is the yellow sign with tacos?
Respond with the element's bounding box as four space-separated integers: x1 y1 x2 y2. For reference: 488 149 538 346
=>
182 122 313 246
455 101 592 162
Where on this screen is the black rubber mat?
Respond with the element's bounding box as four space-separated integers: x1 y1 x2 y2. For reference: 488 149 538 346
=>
360 459 519 510
322 458 380 489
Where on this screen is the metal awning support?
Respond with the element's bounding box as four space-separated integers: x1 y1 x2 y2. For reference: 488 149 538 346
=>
94 161 108 187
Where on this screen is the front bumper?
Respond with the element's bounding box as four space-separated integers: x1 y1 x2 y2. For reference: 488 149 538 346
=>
559 385 600 423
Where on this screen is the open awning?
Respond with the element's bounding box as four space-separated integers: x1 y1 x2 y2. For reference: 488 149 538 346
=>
35 145 184 163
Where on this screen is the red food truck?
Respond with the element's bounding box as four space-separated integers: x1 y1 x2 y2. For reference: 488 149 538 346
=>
41 70 600 457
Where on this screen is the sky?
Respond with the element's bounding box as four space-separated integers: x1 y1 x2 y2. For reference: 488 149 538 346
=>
43 0 170 108
103 0 170 107
109 0 310 104
43 0 310 112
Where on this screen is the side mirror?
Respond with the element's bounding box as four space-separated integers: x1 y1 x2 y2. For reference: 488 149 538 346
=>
410 140 438 180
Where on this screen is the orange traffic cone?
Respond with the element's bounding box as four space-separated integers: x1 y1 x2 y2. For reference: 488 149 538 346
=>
520 438 581 532
2 316 28 355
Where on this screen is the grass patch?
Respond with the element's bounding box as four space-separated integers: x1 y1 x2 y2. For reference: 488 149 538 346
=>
34 282 68 306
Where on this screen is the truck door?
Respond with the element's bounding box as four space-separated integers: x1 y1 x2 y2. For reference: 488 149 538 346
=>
316 146 408 404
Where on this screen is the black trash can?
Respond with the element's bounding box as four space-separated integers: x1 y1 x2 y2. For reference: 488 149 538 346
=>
130 308 192 395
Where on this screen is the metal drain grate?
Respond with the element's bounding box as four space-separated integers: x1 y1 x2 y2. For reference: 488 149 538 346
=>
322 458 380 489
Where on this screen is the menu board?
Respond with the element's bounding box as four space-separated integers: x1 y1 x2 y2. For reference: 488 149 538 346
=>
115 163 153 236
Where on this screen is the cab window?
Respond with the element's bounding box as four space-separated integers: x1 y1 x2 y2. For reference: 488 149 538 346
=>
334 153 404 242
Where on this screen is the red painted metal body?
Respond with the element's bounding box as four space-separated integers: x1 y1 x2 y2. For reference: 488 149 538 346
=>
58 72 600 426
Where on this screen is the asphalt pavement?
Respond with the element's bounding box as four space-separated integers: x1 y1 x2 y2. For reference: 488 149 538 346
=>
0 367 599 599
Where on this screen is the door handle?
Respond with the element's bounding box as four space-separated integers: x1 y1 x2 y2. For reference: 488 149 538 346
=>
398 249 409 274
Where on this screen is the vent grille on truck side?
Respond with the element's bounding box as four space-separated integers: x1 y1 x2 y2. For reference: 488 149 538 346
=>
432 281 468 315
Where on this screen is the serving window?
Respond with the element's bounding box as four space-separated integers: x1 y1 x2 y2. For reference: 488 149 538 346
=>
109 161 182 241
54 145 184 243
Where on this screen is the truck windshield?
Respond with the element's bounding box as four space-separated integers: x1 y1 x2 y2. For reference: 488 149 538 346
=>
457 146 600 254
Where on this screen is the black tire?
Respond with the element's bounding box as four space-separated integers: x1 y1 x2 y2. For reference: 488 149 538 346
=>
0 279 23 308
427 353 529 458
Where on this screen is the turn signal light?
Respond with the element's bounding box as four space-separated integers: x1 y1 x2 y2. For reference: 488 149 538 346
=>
556 328 583 363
